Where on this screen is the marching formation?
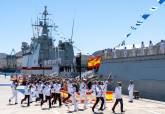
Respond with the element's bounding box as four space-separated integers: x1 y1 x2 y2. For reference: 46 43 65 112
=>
8 75 135 113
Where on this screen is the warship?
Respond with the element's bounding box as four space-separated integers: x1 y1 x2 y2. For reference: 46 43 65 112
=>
93 41 165 101
21 6 76 76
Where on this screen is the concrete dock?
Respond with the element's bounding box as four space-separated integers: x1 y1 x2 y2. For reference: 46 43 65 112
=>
0 76 165 114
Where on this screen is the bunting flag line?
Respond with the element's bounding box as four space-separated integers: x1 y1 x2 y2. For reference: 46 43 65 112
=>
142 14 151 20
157 0 165 4
149 6 158 11
114 0 165 49
121 40 125 46
136 21 143 26
131 26 137 30
126 33 131 37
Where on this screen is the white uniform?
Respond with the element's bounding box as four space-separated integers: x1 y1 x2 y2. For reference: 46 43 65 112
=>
95 85 104 98
43 85 51 96
38 84 44 94
160 41 165 54
128 84 134 102
102 81 108 108
30 85 37 102
79 82 88 108
132 45 136 56
113 49 117 58
149 42 153 55
124 48 127 57
9 82 18 104
114 86 122 99
24 85 31 95
67 82 73 95
91 84 97 102
54 83 61 94
141 43 145 56
70 83 78 111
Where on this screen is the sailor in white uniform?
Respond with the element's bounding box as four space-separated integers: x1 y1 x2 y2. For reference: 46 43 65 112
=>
132 44 136 56
66 80 78 112
21 83 31 107
102 80 108 109
124 47 127 57
71 83 78 112
91 81 97 103
37 82 44 105
54 80 62 107
160 40 165 54
112 82 124 113
128 80 134 103
92 81 104 112
141 41 145 56
41 82 51 108
148 40 153 55
9 81 18 105
112 48 117 58
51 81 56 105
79 79 88 109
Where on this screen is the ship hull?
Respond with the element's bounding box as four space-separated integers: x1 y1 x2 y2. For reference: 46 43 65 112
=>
98 55 165 101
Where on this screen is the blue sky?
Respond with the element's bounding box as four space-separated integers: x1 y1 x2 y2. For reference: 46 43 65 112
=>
0 0 165 54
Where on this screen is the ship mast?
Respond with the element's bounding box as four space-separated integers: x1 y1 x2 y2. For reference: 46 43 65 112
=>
32 6 53 38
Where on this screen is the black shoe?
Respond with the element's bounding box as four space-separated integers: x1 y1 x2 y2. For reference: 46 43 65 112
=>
92 108 94 112
121 110 125 113
129 101 133 103
9 99 11 103
112 109 115 113
15 103 18 105
99 108 104 111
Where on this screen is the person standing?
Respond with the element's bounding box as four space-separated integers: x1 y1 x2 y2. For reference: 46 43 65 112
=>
132 44 136 56
160 40 165 54
123 47 127 57
128 80 134 103
112 82 125 113
9 81 18 105
79 79 88 109
92 81 104 112
148 40 153 55
141 41 145 56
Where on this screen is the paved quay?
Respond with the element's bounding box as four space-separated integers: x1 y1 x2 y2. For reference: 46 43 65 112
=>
0 76 165 114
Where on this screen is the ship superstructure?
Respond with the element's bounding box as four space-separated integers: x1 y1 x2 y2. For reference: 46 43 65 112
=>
93 41 165 101
21 6 74 75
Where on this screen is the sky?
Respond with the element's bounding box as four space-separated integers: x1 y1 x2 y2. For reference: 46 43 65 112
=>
0 0 165 55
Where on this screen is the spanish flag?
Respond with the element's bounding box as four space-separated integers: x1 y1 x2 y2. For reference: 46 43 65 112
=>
94 56 101 69
88 56 101 69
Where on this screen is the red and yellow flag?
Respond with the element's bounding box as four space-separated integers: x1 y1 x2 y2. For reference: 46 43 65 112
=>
88 56 101 69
